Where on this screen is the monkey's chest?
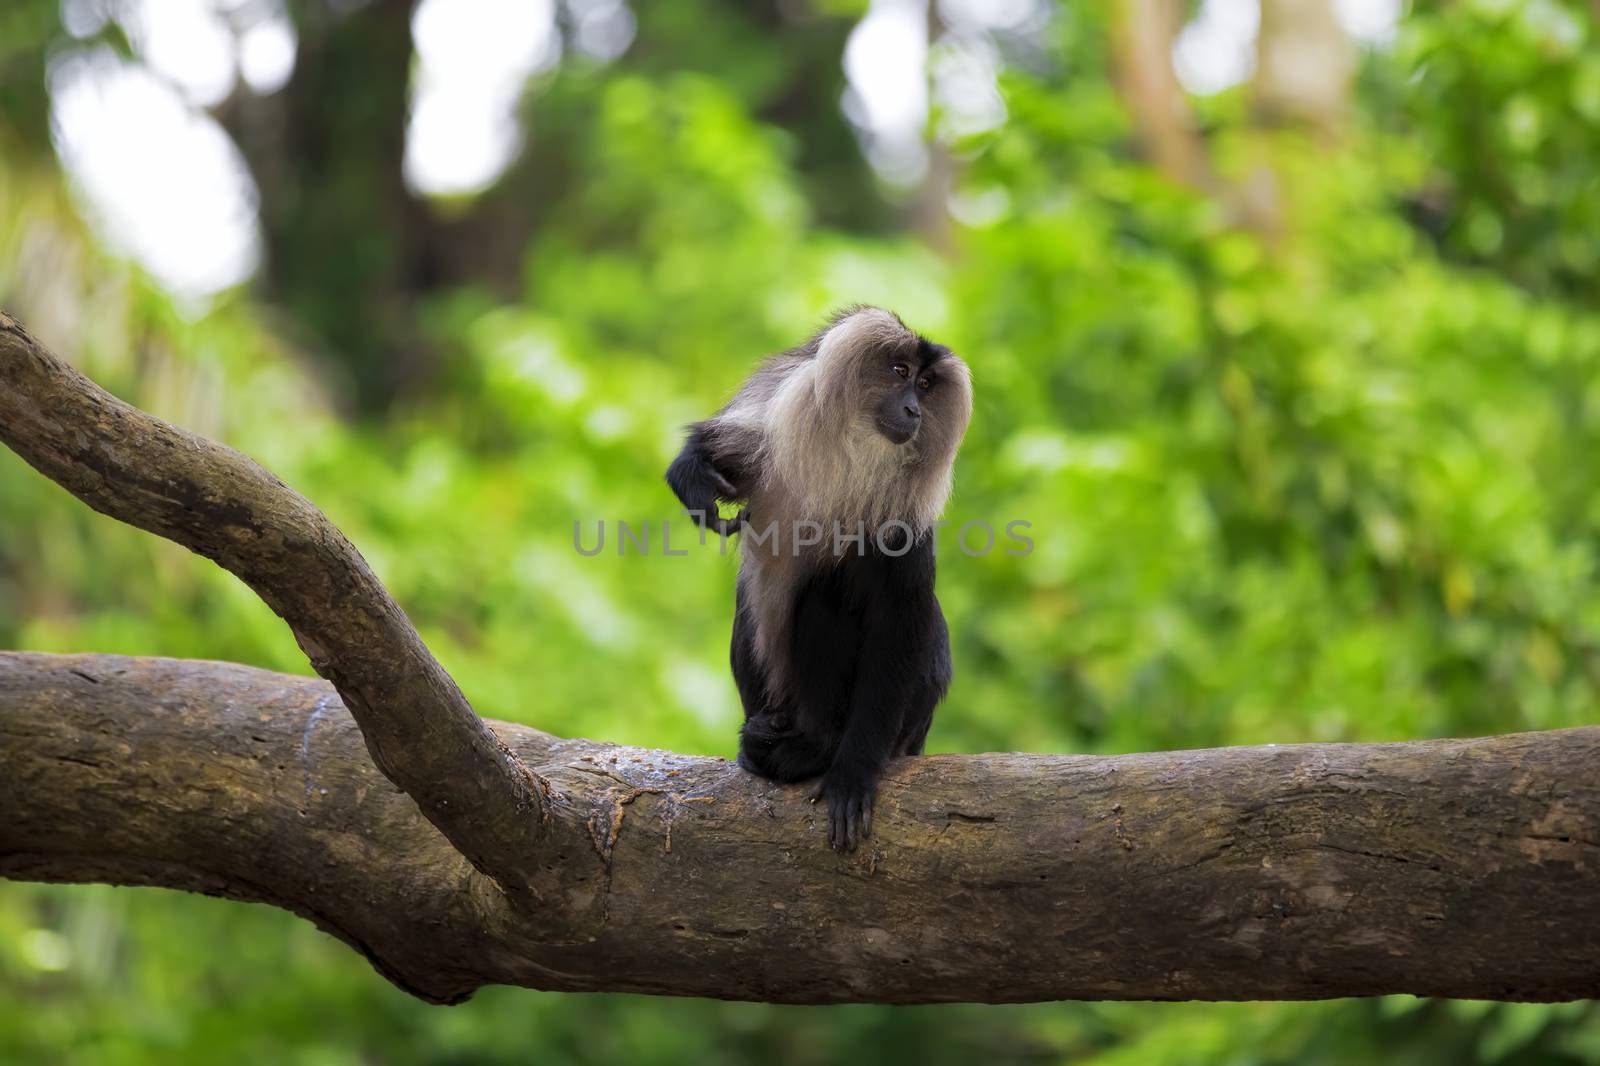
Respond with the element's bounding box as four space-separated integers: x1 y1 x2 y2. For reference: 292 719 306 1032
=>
784 568 884 721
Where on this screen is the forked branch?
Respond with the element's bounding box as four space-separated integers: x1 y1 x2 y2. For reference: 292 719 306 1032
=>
0 312 552 899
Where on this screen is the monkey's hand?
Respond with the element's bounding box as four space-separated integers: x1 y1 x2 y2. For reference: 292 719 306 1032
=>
666 441 747 537
686 505 745 537
687 472 747 537
709 508 748 537
810 766 877 853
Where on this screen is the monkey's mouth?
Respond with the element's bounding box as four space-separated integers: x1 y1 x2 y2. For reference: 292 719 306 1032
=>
874 417 918 446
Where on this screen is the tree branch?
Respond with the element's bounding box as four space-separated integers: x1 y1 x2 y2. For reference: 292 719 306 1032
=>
0 312 551 900
5 651 1600 1004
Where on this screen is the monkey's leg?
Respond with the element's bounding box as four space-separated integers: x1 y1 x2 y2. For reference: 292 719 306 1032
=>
731 597 833 781
899 702 934 756
737 717 833 782
898 602 952 756
812 705 906 852
812 558 945 850
729 588 770 721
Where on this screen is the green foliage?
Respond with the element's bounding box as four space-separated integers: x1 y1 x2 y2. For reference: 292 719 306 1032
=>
4 2 1600 1063
1391 0 1600 295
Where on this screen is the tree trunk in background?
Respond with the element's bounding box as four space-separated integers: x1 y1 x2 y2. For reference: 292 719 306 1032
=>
224 0 439 413
219 0 895 412
0 0 60 159
1255 0 1354 133
911 0 955 253
1111 0 1212 190
1110 0 1354 237
1242 0 1354 237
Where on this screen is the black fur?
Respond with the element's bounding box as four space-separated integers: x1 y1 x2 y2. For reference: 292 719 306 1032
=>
665 424 748 535
730 527 951 852
665 309 967 851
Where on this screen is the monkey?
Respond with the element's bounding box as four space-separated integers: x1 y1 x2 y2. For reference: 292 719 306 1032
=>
666 307 972 851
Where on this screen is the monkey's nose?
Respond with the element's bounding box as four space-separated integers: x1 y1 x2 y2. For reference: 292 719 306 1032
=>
904 402 921 419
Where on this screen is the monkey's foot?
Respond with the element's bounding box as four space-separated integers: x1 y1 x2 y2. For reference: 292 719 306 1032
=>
810 771 875 853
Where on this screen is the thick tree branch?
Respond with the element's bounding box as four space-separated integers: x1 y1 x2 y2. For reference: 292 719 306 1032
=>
5 652 1600 1004
0 312 551 900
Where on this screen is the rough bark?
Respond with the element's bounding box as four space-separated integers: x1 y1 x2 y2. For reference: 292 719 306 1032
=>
0 311 553 901
5 651 1600 1005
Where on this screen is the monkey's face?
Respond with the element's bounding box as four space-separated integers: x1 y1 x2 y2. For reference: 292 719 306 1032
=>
757 307 970 531
872 372 922 446
868 339 971 455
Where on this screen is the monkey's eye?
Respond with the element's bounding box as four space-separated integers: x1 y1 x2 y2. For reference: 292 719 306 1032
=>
917 376 933 391
891 362 911 379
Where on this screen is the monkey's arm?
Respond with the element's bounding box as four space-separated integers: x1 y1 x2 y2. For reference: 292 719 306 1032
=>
814 540 941 852
665 423 748 535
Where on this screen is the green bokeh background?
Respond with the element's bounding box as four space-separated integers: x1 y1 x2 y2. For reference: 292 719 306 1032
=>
4 1 1600 1062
